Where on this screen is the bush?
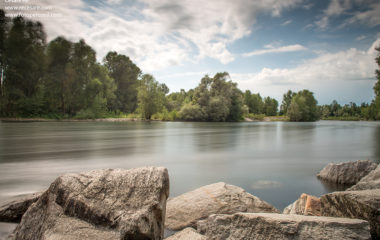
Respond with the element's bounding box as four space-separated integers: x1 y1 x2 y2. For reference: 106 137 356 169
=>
178 103 206 121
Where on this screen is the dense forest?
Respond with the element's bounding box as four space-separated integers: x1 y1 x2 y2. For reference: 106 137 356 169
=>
0 10 379 121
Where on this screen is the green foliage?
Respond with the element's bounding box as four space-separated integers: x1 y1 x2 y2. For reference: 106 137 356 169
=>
44 37 73 114
373 46 380 119
151 108 179 121
263 97 278 116
280 90 296 115
244 90 263 114
137 74 167 119
178 103 206 121
246 113 265 120
166 89 188 111
287 90 318 122
104 51 141 113
1 16 46 116
190 72 244 121
1 11 377 122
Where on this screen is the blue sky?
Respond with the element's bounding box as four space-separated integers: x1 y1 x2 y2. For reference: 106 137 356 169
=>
2 0 380 104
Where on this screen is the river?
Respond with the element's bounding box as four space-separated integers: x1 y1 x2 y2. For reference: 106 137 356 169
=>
0 120 379 210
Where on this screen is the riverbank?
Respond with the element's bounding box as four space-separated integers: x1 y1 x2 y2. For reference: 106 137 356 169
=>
0 117 141 122
1 116 291 122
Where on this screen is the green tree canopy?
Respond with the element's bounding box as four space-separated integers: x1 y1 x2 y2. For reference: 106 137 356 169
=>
263 97 278 116
244 90 264 114
191 72 243 121
280 90 295 115
2 16 46 116
287 89 318 121
104 51 141 113
137 74 167 119
374 46 380 119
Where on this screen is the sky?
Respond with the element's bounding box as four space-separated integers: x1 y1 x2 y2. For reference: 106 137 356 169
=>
2 0 380 105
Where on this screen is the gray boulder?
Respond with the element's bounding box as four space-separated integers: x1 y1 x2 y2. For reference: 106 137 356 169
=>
317 160 377 185
349 164 380 190
321 189 380 239
197 212 371 240
0 192 43 223
165 182 278 230
13 167 169 240
165 228 206 240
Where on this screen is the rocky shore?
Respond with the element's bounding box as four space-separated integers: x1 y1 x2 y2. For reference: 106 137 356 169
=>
0 160 378 239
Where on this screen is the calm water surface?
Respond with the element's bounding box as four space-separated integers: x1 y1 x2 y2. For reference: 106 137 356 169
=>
0 120 379 210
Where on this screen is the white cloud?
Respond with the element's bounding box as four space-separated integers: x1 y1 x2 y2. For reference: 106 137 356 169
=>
232 38 379 103
316 0 380 30
344 1 380 27
243 44 307 57
3 0 304 71
355 35 367 41
281 20 293 26
315 16 329 30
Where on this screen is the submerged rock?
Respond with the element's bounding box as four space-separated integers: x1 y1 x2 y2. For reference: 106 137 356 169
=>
321 189 380 239
13 167 169 240
165 182 278 231
0 192 42 223
165 228 206 240
197 212 371 240
283 193 321 216
317 160 377 185
348 164 380 191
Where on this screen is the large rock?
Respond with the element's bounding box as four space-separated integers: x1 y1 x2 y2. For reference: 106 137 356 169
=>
13 167 169 240
349 164 380 190
317 160 377 185
197 212 371 240
165 228 206 240
0 192 43 223
321 189 380 239
165 182 278 230
283 193 321 216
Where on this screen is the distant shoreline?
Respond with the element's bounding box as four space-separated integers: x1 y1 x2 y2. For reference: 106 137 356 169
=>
0 116 373 123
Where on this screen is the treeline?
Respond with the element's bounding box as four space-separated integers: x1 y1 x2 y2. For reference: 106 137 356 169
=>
0 10 379 122
318 101 379 121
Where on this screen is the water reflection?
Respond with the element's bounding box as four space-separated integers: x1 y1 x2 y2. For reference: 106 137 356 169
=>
318 178 352 192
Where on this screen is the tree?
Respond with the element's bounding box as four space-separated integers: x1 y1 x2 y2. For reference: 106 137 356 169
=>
244 90 264 114
192 72 243 121
2 16 46 116
280 90 295 115
166 89 187 111
373 46 380 119
44 37 74 114
0 10 9 111
104 51 141 113
287 89 318 121
137 74 167 119
263 97 278 116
